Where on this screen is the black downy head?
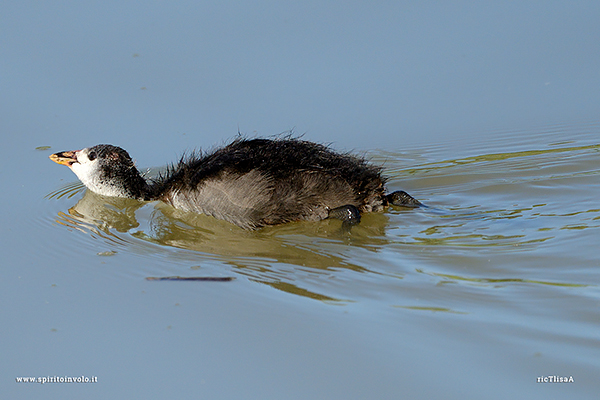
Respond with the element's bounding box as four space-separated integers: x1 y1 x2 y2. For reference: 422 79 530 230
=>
50 144 149 200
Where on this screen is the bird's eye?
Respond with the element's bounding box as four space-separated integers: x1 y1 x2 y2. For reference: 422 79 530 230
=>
88 151 97 161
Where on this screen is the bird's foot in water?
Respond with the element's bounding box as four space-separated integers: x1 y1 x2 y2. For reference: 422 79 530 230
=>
328 204 361 230
386 191 422 207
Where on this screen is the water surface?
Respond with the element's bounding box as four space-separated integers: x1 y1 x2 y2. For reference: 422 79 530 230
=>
18 122 598 399
3 1 600 398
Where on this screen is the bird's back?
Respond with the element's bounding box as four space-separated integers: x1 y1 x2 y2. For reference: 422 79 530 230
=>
154 138 387 228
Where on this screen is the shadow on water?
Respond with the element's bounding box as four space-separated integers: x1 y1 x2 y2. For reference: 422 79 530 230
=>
45 127 600 302
47 185 397 301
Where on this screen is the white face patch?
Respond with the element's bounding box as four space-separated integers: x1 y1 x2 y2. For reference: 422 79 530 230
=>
70 148 99 183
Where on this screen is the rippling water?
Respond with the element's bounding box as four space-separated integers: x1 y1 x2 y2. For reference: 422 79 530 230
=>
46 124 600 295
39 123 600 398
5 0 600 397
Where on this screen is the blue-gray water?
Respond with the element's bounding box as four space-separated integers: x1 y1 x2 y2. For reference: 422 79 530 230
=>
2 2 600 399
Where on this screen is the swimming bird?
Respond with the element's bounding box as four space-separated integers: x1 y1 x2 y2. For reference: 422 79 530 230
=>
49 138 421 229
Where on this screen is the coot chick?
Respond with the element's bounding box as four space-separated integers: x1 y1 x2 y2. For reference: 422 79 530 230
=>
49 138 421 229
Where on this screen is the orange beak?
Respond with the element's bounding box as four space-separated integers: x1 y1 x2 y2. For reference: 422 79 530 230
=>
49 150 79 167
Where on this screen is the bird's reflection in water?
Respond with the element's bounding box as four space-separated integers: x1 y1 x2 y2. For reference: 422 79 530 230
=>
52 187 394 301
